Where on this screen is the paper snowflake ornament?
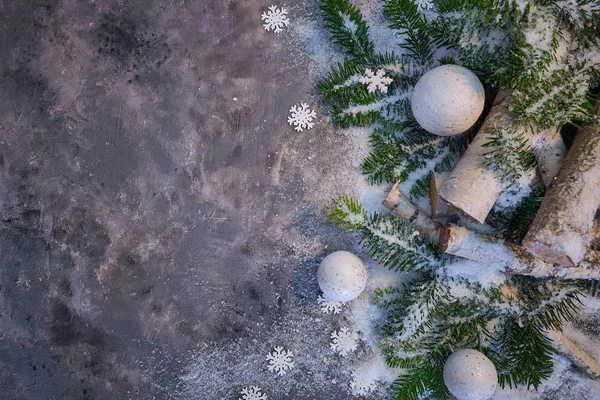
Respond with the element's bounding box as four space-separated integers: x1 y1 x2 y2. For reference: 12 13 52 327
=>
359 69 393 94
266 346 295 376
330 327 358 356
415 0 434 10
239 386 267 400
350 369 377 395
288 103 316 132
261 6 290 33
317 295 342 314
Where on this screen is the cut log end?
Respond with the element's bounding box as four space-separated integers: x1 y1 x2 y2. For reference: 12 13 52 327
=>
439 224 453 252
522 235 580 267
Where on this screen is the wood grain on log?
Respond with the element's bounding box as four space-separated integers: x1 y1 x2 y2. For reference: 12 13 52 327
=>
523 104 600 266
429 171 456 219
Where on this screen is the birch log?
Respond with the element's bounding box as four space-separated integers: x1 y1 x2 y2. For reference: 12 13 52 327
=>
530 126 567 187
438 90 521 223
382 180 441 243
523 104 600 266
439 225 600 280
429 171 456 219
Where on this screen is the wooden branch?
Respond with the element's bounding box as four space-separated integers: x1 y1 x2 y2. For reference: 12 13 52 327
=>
440 225 600 280
438 90 525 223
546 330 600 379
523 103 600 266
382 180 441 243
429 171 456 219
530 126 566 188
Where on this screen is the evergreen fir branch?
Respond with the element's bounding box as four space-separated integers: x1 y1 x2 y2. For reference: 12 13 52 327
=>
392 354 451 400
482 125 536 188
358 212 439 272
505 188 543 244
579 280 600 298
321 0 375 61
491 319 554 389
383 0 428 32
328 195 368 230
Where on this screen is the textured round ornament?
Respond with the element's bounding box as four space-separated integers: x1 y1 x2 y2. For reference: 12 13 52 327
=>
317 251 368 302
411 65 485 136
443 349 498 400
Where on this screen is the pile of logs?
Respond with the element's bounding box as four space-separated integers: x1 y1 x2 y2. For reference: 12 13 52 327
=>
381 92 600 378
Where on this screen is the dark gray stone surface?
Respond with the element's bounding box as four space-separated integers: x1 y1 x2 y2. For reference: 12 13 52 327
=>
0 1 362 398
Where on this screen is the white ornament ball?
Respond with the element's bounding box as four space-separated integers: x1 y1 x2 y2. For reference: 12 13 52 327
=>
411 65 485 136
443 349 498 400
317 251 368 302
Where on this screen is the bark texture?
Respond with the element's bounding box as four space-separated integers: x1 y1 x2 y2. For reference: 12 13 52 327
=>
438 90 518 223
530 126 566 187
440 225 600 280
523 104 600 266
429 171 456 219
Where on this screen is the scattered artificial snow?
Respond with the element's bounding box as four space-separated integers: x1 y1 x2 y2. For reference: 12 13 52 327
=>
330 327 359 356
261 6 290 34
414 0 434 11
266 346 295 376
359 68 393 94
239 386 268 400
288 103 317 132
318 295 343 314
350 368 378 396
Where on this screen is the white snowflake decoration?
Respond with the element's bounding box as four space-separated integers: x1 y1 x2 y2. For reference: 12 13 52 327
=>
358 69 393 94
288 103 317 132
330 327 358 356
266 346 295 376
350 369 378 396
239 386 267 400
261 6 290 34
317 295 342 314
415 0 434 10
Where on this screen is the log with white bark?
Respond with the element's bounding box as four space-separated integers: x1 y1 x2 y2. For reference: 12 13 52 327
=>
523 104 600 266
438 90 524 223
546 330 600 379
439 224 600 280
382 180 441 243
429 171 456 219
530 126 567 188
499 285 600 379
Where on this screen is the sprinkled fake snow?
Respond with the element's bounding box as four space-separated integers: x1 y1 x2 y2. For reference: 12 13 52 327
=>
266 346 295 376
359 68 393 93
239 386 268 400
318 295 343 314
415 0 434 10
288 103 317 132
261 6 290 34
330 327 359 356
350 368 378 396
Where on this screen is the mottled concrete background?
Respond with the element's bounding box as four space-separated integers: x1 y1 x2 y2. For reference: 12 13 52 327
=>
0 0 373 398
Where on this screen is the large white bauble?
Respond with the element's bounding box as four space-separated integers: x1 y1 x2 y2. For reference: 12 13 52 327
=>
443 349 498 400
411 65 485 136
317 251 368 302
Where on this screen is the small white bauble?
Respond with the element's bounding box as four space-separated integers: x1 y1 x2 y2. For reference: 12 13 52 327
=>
443 349 498 400
411 65 485 136
317 251 368 302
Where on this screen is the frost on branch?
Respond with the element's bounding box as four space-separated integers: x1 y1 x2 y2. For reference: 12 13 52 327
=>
330 327 358 356
239 386 267 400
266 346 295 376
288 103 317 132
318 295 342 314
261 6 289 34
358 69 393 94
